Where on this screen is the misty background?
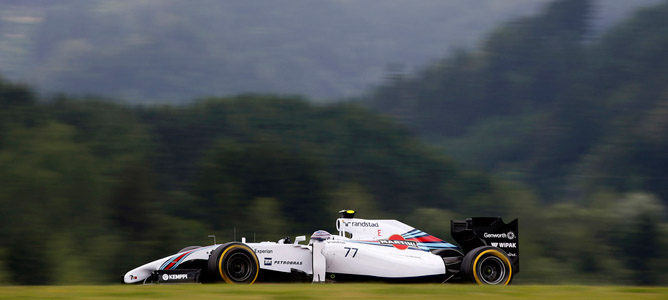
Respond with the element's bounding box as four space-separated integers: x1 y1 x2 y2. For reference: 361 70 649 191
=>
1 0 667 286
0 0 661 102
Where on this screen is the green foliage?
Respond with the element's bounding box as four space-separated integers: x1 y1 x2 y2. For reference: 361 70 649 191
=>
195 138 328 232
612 193 666 284
246 197 290 241
0 122 105 284
362 0 668 284
0 0 667 286
0 77 34 109
0 78 511 283
327 183 381 219
1 284 667 299
404 208 459 242
365 0 668 204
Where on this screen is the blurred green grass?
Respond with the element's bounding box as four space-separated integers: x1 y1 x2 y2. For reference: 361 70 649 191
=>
0 284 666 300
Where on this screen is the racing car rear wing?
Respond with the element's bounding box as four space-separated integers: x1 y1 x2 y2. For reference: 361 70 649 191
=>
451 217 519 272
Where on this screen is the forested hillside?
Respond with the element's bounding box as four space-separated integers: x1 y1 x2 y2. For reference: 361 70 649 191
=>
1 78 666 285
365 0 668 204
0 78 518 284
0 0 659 102
0 0 666 287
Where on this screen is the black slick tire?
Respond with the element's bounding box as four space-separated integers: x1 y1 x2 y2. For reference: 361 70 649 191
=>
460 246 513 285
207 242 259 284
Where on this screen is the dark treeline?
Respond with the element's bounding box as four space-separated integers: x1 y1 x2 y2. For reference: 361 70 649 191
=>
0 0 667 286
1 79 666 285
365 0 668 204
360 0 668 285
0 84 515 284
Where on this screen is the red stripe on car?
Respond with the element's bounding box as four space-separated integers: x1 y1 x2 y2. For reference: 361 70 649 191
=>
164 251 192 270
407 235 442 242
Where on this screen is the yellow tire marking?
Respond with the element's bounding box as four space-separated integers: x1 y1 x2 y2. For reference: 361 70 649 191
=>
217 244 259 284
472 249 512 285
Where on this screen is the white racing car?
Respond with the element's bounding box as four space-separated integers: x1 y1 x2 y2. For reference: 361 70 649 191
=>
123 210 519 285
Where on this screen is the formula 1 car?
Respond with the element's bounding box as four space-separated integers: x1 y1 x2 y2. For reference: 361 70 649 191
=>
123 210 519 285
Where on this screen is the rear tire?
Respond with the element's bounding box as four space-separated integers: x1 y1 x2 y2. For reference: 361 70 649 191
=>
207 243 259 284
461 246 513 285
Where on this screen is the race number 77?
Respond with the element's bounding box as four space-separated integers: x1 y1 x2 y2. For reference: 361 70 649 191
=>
343 247 358 257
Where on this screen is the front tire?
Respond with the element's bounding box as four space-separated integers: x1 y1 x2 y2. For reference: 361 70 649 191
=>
461 246 513 285
207 243 259 284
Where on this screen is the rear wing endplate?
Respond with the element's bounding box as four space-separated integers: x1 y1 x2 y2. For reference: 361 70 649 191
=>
451 217 519 273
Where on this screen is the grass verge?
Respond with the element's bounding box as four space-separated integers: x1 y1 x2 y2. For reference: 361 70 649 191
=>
0 283 666 299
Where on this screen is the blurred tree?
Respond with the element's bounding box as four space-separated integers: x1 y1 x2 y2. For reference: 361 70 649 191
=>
0 77 38 149
404 208 459 242
195 139 328 233
246 197 290 240
612 193 665 285
363 0 668 206
327 182 381 219
0 122 106 284
0 77 34 108
0 0 667 284
527 203 623 283
110 164 156 240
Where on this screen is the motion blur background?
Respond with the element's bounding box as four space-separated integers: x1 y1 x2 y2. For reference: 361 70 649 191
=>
0 0 666 285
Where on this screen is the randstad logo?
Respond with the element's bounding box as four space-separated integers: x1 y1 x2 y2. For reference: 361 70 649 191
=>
342 221 379 227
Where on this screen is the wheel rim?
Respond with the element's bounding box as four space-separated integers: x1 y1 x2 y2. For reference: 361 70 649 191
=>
477 256 506 285
225 251 254 282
